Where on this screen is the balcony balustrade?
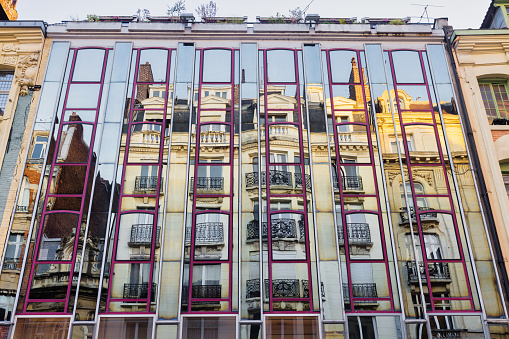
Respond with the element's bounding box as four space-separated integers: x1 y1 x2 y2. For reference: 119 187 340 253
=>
333 174 363 191
337 223 371 245
431 329 466 338
123 282 157 301
400 207 438 224
192 284 222 298
406 261 451 282
134 176 161 192
128 224 160 247
342 283 378 302
185 222 224 245
245 278 309 298
190 177 224 191
246 219 297 240
15 205 28 213
245 170 293 188
294 173 311 190
2 258 19 270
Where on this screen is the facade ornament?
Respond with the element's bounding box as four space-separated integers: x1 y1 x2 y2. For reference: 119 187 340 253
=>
16 53 39 96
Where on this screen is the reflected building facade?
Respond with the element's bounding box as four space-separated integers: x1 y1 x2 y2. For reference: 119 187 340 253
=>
0 18 507 339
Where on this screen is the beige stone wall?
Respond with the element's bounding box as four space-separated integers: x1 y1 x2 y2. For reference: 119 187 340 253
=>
0 33 49 257
453 33 509 277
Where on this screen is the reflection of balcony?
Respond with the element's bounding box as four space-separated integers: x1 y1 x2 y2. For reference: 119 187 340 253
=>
400 207 438 225
294 173 311 190
192 285 222 298
191 177 224 191
134 176 162 192
15 206 28 213
192 130 229 144
431 329 467 338
337 223 371 245
2 258 19 270
343 283 378 302
246 219 298 240
406 261 451 283
128 224 160 247
245 170 293 188
333 174 363 191
245 279 309 298
123 282 157 301
185 222 224 245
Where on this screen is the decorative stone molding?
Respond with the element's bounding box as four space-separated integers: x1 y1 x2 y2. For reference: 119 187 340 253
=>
15 53 39 96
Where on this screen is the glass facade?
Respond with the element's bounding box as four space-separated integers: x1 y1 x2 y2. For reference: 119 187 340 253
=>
0 34 506 338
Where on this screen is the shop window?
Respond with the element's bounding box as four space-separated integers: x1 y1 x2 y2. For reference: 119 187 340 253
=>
479 82 509 123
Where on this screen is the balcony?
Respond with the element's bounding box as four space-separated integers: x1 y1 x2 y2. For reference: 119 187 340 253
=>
192 285 222 298
406 261 451 283
2 258 19 270
431 329 467 338
246 219 298 241
245 170 293 188
185 222 224 245
337 223 372 246
343 283 378 302
123 282 157 301
15 206 28 213
294 173 311 190
333 174 363 191
128 224 160 247
134 176 162 193
400 207 438 225
245 278 309 299
190 177 224 192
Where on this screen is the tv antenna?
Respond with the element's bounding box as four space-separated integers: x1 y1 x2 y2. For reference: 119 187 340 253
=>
411 4 444 24
302 0 316 18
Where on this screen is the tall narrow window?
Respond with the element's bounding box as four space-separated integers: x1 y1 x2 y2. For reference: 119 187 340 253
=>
479 82 509 123
0 71 13 116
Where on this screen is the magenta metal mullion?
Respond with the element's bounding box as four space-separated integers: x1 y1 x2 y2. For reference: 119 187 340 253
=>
62 48 110 312
187 48 235 313
26 299 67 303
416 209 453 215
389 51 436 311
195 162 230 167
340 259 389 264
358 50 395 311
41 210 81 215
124 162 161 166
189 298 230 302
266 109 299 112
194 194 230 198
415 194 450 198
105 48 142 312
267 259 310 264
417 51 475 310
194 211 230 216
403 122 435 127
295 49 314 310
47 194 83 198
22 47 81 313
265 82 298 85
267 162 304 167
326 49 354 312
266 122 299 127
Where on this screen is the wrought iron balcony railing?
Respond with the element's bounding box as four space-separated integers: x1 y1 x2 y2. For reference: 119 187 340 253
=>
134 176 161 192
342 283 378 301
246 219 298 240
123 282 157 301
185 222 224 245
128 224 161 247
245 278 309 299
190 177 224 191
337 223 371 245
406 261 451 282
294 173 311 190
245 170 293 188
400 207 438 224
181 285 222 299
15 205 28 213
2 258 19 270
333 174 363 191
431 329 466 338
299 218 305 242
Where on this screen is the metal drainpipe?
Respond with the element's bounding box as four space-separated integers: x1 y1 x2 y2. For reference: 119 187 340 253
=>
444 27 509 302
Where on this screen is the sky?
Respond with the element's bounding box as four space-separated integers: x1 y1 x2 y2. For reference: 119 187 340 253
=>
17 0 492 29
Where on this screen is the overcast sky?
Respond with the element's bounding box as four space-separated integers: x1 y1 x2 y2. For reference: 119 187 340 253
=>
17 0 491 29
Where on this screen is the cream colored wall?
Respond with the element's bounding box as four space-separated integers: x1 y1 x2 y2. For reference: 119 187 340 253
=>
453 34 509 276
0 32 48 257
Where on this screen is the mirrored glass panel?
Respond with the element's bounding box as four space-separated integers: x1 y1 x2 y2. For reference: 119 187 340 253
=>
266 50 296 83
72 49 105 82
37 213 80 261
392 51 424 84
138 49 169 83
203 49 232 83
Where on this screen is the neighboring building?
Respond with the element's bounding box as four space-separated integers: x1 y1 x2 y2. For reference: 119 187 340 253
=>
0 16 507 338
452 0 509 319
0 21 47 339
0 0 17 21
